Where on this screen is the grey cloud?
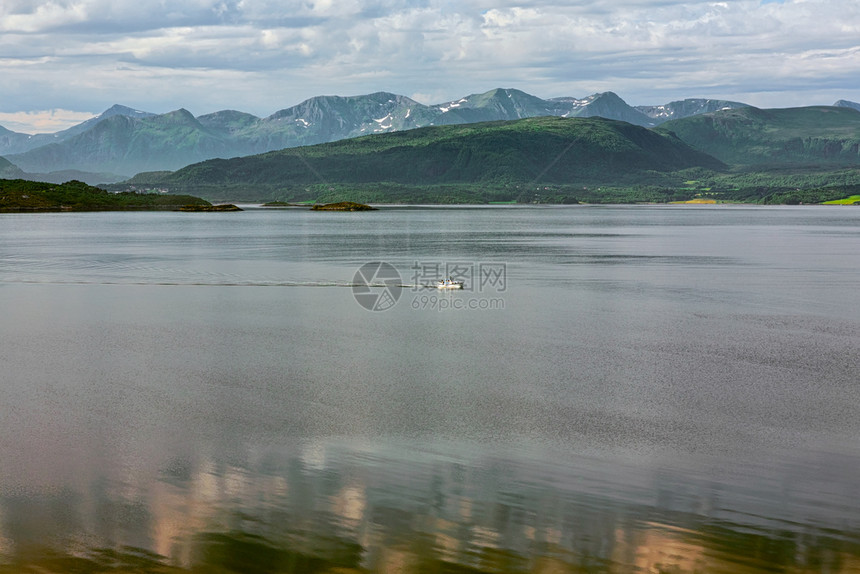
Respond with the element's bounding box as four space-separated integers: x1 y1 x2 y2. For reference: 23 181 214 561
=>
2 0 860 129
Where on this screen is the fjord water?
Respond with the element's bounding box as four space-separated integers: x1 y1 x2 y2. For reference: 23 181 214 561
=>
1 205 859 573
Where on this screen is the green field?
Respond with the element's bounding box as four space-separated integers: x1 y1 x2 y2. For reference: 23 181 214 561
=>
822 195 860 205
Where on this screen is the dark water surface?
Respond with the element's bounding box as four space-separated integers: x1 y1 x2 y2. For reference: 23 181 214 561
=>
1 205 859 573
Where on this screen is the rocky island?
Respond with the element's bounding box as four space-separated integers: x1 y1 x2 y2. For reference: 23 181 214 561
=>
178 204 242 211
261 201 303 207
310 201 376 211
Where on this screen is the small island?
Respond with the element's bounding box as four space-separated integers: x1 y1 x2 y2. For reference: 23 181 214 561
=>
261 201 303 207
178 204 242 212
310 201 377 211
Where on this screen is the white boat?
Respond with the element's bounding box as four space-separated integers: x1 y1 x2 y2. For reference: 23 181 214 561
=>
436 278 464 289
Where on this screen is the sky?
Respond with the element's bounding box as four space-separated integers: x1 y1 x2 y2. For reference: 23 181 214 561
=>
2 0 860 133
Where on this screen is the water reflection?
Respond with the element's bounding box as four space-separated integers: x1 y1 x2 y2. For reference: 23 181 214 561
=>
2 440 858 573
3 207 860 573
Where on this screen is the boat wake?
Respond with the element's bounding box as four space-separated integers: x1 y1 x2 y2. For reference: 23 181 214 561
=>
0 257 443 288
0 277 432 288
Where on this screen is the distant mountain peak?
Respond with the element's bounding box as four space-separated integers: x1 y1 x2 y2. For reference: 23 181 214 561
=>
99 104 154 119
196 110 262 136
158 108 201 126
591 91 623 101
486 87 530 98
41 104 157 141
834 99 860 112
635 98 749 123
544 91 654 125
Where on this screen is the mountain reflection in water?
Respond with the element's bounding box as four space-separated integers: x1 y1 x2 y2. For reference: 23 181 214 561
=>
1 440 858 573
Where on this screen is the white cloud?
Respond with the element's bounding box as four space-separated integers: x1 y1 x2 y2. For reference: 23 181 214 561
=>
1 0 860 132
482 7 541 28
0 109 96 134
0 1 89 33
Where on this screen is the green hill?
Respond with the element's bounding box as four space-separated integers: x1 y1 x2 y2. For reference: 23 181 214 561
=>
658 105 860 168
123 116 725 202
0 179 209 211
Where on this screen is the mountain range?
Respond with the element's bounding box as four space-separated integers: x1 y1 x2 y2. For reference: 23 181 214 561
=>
1 89 756 182
117 115 732 204
113 100 860 205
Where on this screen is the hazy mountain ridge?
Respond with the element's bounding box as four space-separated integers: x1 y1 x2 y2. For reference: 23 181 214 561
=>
0 125 36 157
834 99 860 112
0 155 17 175
1 89 748 181
1 153 125 184
7 109 250 177
657 105 860 167
0 105 155 159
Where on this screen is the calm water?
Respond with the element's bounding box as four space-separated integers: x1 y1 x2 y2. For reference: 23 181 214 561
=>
1 205 859 573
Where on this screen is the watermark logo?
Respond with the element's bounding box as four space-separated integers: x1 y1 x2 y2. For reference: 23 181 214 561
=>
410 262 507 292
352 261 506 312
478 263 507 292
410 295 505 311
352 262 402 311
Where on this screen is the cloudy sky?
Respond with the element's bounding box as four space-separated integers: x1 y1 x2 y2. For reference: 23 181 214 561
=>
1 0 859 133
